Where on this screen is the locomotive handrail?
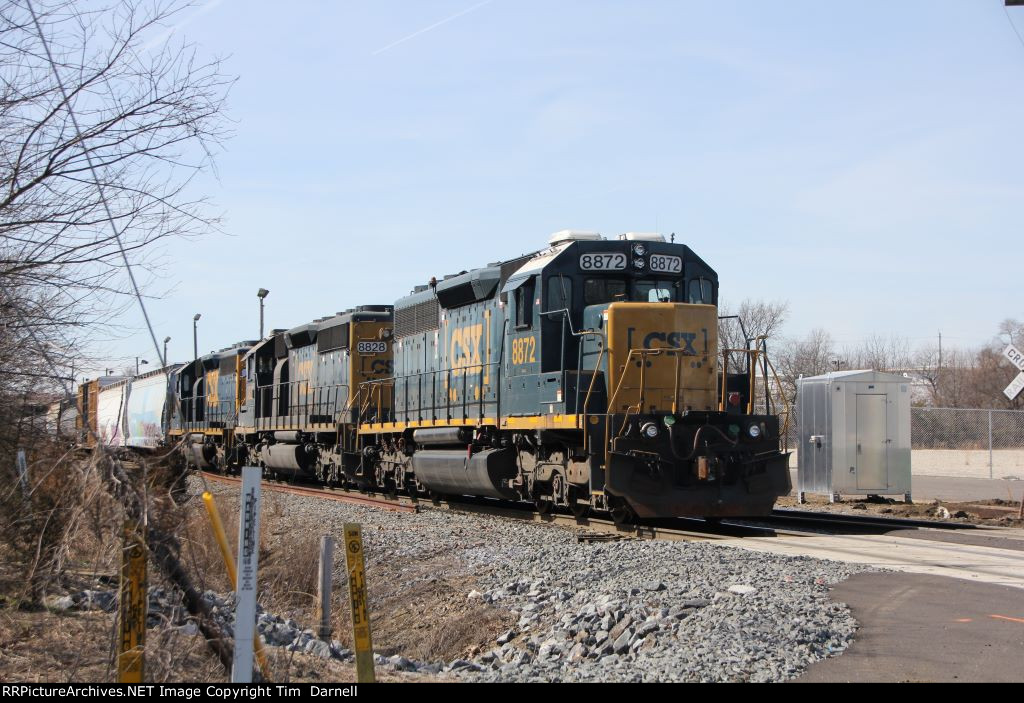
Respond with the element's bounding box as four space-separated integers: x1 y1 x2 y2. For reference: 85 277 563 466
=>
364 362 500 426
601 347 666 469
353 378 393 424
608 347 666 432
720 340 792 451
247 380 350 432
578 346 607 451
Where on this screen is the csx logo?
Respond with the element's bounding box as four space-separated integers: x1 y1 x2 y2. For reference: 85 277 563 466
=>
370 359 393 375
205 370 219 405
628 328 699 355
449 323 483 375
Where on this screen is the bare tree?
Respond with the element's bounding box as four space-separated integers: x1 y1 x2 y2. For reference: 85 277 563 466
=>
998 318 1023 348
0 0 231 615
845 334 913 373
774 327 836 399
717 298 789 371
0 0 231 375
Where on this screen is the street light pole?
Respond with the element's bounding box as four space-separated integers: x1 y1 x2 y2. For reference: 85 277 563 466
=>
257 288 270 339
193 313 201 360
136 358 148 375
163 336 170 366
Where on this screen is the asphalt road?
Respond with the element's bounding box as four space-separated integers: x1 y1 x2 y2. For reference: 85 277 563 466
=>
795 572 1024 683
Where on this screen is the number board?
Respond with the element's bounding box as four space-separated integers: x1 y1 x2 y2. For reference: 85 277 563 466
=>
649 254 682 273
580 253 626 271
356 340 387 355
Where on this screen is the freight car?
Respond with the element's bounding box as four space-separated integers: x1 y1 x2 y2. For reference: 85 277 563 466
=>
76 367 182 450
78 229 791 521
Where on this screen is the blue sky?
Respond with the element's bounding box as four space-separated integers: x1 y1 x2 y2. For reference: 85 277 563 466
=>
106 0 1024 371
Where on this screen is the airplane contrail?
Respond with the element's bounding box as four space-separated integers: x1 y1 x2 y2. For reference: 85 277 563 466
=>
372 0 493 56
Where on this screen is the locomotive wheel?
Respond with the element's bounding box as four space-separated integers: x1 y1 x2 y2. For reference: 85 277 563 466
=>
535 499 554 516
609 498 636 526
569 502 590 520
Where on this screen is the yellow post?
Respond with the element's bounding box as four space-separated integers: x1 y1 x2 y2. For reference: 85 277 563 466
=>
202 491 270 680
343 523 375 683
118 521 147 683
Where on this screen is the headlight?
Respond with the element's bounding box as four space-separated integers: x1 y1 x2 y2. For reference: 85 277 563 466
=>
748 424 761 439
641 422 659 439
633 243 646 256
633 257 646 269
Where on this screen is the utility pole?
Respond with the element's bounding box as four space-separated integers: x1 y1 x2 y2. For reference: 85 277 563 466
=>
193 314 201 361
257 288 269 339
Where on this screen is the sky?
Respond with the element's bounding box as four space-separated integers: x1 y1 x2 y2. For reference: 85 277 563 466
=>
101 0 1024 373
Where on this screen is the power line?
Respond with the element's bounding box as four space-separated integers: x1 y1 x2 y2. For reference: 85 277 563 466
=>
24 0 166 370
1005 5 1024 53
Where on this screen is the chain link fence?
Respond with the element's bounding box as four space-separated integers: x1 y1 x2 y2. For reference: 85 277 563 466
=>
910 407 1024 479
774 403 1024 479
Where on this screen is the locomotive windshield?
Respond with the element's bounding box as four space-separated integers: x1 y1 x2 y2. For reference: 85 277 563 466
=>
635 279 679 303
578 277 684 305
583 278 627 305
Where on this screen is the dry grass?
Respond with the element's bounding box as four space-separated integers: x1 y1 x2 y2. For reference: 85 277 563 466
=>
0 452 513 683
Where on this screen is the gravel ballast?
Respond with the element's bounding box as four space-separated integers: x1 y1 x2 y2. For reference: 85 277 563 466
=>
196 478 870 682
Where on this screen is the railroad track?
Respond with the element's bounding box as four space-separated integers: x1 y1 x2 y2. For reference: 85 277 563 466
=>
198 471 419 514
197 470 800 542
767 508 977 532
198 470 982 542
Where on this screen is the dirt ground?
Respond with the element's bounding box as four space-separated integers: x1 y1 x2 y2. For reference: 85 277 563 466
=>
775 494 1024 527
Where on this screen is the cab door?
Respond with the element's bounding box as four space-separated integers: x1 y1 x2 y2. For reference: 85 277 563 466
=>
505 275 540 415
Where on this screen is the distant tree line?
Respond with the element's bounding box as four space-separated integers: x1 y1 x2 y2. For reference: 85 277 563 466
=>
718 300 1023 412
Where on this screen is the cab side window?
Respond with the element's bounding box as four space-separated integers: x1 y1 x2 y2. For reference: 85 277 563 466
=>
516 278 535 329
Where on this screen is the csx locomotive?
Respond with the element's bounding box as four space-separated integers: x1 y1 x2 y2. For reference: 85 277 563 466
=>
77 230 791 521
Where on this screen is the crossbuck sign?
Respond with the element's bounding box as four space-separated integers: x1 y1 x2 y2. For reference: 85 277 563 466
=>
1003 345 1024 401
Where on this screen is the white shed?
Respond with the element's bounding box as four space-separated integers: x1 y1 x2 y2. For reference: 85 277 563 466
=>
796 370 912 503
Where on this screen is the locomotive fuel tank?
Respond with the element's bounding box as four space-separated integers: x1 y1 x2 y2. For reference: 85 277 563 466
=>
411 447 518 500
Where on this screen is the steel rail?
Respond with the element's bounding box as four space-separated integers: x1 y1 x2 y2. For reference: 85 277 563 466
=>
200 471 419 514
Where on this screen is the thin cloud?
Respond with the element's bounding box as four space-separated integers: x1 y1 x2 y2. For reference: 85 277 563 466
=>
372 0 493 56
142 0 228 51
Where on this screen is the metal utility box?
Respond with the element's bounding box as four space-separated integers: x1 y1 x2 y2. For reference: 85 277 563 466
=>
796 370 911 503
